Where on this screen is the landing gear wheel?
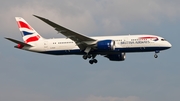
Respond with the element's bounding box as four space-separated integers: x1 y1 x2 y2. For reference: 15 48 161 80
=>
154 50 160 58
93 59 98 63
89 60 94 64
87 55 92 59
89 59 98 64
83 54 92 60
154 54 158 58
83 55 88 60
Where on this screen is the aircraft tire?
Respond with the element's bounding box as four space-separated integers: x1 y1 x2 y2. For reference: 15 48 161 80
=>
93 59 98 63
154 54 158 58
89 60 94 64
83 55 88 60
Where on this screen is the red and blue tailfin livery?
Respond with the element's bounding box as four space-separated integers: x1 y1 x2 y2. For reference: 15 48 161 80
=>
17 21 33 30
15 17 43 43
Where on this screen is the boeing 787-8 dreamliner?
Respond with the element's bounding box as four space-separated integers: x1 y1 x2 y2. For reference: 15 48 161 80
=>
6 15 172 64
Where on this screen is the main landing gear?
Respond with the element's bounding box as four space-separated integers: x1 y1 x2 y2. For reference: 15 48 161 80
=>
89 59 98 64
154 50 160 58
83 54 98 64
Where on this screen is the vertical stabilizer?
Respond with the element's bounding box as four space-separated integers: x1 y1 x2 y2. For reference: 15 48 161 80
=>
15 17 44 43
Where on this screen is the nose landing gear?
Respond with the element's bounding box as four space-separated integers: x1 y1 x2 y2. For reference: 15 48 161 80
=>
154 50 160 58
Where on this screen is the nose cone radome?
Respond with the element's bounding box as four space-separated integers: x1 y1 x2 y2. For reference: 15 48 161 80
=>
167 42 172 49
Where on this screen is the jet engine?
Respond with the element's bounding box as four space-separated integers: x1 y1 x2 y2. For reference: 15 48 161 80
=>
97 40 115 50
105 53 126 61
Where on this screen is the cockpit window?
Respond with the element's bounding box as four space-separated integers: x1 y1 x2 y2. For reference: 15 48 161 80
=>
161 39 166 41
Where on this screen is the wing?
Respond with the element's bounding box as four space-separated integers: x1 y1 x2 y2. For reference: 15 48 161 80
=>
33 15 97 51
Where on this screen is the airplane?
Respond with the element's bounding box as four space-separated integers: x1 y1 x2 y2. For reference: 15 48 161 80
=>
5 15 172 64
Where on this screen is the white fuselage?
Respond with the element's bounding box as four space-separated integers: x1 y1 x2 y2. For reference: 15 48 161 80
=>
22 35 171 55
9 16 172 63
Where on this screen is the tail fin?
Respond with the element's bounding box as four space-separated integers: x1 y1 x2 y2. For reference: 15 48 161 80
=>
15 17 44 43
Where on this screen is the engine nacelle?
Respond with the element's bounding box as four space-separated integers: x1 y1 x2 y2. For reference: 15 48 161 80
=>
97 40 115 50
105 53 126 61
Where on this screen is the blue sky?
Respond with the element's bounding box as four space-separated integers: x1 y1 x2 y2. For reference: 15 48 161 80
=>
0 0 179 101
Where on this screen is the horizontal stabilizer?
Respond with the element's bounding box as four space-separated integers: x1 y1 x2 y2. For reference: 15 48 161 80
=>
5 37 32 47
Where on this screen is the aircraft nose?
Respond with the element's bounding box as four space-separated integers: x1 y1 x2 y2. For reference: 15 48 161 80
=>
167 42 172 49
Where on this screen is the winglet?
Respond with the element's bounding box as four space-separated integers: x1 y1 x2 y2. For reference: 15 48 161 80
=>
33 15 60 29
33 15 43 19
33 15 50 24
